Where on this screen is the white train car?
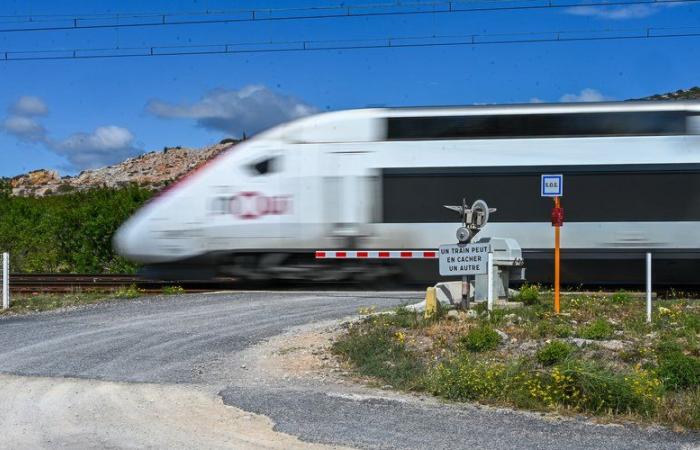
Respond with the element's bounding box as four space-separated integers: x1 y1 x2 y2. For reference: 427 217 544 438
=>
114 101 700 285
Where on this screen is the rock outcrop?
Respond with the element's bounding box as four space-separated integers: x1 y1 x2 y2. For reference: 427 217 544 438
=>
10 142 236 196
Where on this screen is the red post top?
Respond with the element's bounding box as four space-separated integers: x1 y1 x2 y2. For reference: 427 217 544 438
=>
551 198 564 227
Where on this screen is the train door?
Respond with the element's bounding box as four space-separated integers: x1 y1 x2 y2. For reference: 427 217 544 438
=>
323 150 377 246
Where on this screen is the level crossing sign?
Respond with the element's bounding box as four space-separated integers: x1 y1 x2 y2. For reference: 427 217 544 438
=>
541 174 563 197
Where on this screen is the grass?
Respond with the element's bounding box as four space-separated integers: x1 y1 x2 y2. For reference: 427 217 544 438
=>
0 286 149 316
332 291 700 431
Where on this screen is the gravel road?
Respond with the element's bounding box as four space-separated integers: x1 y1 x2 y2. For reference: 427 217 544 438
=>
0 291 697 449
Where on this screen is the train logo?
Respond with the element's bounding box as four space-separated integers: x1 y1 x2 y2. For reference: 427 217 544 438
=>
212 192 292 219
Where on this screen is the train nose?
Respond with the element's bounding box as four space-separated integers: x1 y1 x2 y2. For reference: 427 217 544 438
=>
113 218 154 262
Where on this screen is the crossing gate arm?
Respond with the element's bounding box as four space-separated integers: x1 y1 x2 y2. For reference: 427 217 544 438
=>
315 250 438 259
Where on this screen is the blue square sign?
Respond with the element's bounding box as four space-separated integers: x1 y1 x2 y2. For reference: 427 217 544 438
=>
541 174 563 197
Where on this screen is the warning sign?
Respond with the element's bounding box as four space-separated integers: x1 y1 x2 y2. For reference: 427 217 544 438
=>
438 243 491 276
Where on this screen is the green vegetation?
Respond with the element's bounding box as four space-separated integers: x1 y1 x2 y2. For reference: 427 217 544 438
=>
162 285 186 295
0 289 148 315
114 284 144 299
536 340 575 366
0 184 153 273
333 293 700 430
460 325 501 352
578 318 615 340
515 284 540 305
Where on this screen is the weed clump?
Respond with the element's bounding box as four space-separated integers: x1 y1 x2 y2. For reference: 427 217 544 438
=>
657 350 700 391
610 290 632 303
460 326 501 352
579 319 614 340
114 284 142 299
537 341 575 366
332 320 425 390
516 284 540 305
162 285 185 295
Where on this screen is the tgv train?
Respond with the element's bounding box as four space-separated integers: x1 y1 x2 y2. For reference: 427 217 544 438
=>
114 100 700 285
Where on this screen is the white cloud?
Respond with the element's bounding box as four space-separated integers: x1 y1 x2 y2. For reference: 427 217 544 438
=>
147 85 317 137
529 97 545 103
559 88 612 103
11 95 48 116
2 96 49 142
2 115 47 142
565 2 681 19
2 95 139 170
54 126 138 169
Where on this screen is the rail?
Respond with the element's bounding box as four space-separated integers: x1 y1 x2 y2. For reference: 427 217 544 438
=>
8 274 237 293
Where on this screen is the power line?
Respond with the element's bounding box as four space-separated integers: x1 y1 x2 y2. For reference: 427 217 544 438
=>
2 25 698 61
0 0 696 33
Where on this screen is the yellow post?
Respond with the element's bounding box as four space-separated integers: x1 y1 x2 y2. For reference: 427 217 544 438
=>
554 196 561 314
425 287 437 319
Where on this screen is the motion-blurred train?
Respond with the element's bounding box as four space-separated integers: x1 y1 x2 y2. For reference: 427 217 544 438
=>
114 100 700 286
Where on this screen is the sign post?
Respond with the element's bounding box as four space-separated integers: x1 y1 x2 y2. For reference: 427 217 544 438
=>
542 175 563 314
2 252 8 310
442 199 496 310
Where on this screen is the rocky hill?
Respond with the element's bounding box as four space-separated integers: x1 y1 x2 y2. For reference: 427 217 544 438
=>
638 86 700 101
9 141 236 197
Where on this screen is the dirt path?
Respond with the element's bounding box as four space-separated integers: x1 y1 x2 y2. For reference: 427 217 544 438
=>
0 374 350 450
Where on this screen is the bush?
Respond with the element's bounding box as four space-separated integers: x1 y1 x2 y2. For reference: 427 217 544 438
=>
0 185 153 273
332 323 425 390
516 284 540 305
113 284 143 299
657 351 700 391
540 361 662 416
162 285 185 295
579 319 614 340
460 326 501 352
428 355 516 401
537 341 575 366
610 290 631 303
384 307 420 328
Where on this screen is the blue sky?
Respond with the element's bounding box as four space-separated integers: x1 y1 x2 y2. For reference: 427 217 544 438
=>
0 0 699 176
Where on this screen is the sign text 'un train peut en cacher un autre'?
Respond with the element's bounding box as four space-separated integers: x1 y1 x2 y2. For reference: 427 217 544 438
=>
438 243 491 276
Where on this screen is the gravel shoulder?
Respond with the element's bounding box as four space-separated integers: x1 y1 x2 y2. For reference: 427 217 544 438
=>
221 316 700 450
0 291 697 449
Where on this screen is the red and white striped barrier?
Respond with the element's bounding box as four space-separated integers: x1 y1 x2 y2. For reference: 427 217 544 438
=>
315 250 438 259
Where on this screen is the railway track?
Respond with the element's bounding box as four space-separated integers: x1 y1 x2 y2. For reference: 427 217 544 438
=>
6 274 238 293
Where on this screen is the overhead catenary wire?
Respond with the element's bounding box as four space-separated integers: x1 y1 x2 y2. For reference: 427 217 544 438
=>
0 0 697 33
1 24 699 61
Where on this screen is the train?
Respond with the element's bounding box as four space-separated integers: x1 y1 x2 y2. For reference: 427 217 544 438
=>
114 100 700 286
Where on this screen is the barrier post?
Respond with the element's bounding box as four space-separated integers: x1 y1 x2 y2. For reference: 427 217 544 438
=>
487 252 494 312
646 252 652 323
2 252 8 310
425 286 437 319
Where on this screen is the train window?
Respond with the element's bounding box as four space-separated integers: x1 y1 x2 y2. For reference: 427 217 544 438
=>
249 156 279 176
386 111 688 140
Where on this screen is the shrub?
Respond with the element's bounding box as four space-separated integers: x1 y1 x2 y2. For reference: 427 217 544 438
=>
162 285 185 295
579 319 614 340
516 284 540 305
657 351 700 391
113 284 142 299
537 341 575 366
383 307 420 328
460 326 501 352
553 323 574 338
428 355 516 401
332 323 425 390
539 361 662 416
610 290 631 303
